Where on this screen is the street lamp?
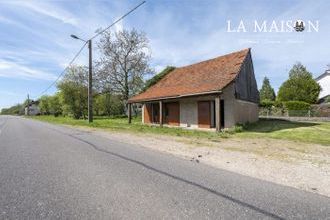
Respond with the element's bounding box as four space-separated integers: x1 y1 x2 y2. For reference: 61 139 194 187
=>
71 34 93 123
70 35 86 42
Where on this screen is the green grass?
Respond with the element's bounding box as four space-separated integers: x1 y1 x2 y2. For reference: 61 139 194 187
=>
237 119 330 146
30 115 230 140
29 116 330 146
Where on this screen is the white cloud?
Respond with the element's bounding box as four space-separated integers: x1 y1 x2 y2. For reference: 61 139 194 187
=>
0 59 56 81
4 1 78 26
0 0 329 96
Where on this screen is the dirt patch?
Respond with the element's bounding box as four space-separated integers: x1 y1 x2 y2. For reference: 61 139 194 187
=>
74 126 330 197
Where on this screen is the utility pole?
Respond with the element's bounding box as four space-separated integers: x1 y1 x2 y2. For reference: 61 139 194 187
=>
88 39 93 123
69 1 146 123
70 35 93 123
27 94 30 116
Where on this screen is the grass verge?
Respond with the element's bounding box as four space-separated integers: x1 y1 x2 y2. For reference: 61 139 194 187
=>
29 115 330 146
30 115 231 140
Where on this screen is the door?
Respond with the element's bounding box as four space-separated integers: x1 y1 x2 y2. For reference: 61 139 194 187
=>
165 102 180 126
152 103 159 123
144 104 152 123
198 101 211 128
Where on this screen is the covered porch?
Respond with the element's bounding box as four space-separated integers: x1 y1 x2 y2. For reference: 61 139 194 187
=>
127 96 224 131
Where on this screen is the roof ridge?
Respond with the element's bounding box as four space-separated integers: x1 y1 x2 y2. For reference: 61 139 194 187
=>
128 48 252 103
176 48 250 70
315 70 330 81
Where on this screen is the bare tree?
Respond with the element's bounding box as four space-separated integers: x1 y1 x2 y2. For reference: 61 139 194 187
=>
97 29 153 105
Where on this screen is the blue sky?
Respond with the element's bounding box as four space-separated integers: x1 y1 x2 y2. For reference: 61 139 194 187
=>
0 0 329 110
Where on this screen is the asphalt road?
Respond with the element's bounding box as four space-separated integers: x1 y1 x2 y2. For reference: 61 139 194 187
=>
0 116 329 219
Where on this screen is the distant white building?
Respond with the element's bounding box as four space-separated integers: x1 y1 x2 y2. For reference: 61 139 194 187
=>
315 69 330 103
25 101 40 116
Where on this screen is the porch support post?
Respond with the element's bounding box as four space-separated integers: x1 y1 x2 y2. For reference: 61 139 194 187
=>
215 96 221 131
159 101 163 126
128 103 132 124
141 103 145 124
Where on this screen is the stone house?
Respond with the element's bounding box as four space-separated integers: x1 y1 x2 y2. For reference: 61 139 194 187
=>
128 48 259 131
25 101 40 116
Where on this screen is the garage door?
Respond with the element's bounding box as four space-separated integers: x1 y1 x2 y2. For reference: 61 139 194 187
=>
165 102 180 126
198 101 211 128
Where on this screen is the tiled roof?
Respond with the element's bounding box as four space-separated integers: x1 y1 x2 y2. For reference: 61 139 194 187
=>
129 48 250 103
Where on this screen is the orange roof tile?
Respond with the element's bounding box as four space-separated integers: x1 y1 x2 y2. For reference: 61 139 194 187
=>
129 48 250 103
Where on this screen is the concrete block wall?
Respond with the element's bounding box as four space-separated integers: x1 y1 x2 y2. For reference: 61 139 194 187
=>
179 100 198 128
234 100 259 124
221 83 258 128
221 84 237 128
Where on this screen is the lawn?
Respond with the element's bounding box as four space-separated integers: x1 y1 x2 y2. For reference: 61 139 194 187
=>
30 115 330 146
237 119 330 146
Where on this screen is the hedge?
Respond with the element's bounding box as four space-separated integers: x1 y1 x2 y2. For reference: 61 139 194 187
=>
259 100 312 117
284 101 311 111
283 101 311 117
259 100 274 109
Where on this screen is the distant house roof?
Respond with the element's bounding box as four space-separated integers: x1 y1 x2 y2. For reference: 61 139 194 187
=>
129 48 250 103
25 100 39 108
315 70 330 81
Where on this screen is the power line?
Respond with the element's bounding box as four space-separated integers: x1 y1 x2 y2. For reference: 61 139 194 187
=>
33 41 87 99
32 1 146 100
90 1 146 40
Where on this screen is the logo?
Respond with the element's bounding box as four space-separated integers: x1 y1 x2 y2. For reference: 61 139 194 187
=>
294 20 305 32
226 20 319 33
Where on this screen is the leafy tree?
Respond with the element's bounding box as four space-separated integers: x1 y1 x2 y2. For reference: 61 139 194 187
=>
57 65 88 119
97 29 153 105
0 104 23 115
49 93 62 117
288 63 311 78
94 93 124 116
39 95 51 115
277 62 321 104
94 94 102 116
259 77 276 101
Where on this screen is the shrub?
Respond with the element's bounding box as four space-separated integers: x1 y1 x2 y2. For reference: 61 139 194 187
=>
284 101 310 110
274 100 284 108
284 101 311 117
259 100 274 109
233 124 244 133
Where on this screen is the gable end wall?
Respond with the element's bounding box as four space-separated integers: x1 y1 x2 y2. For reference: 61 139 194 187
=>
221 83 259 128
234 51 259 103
